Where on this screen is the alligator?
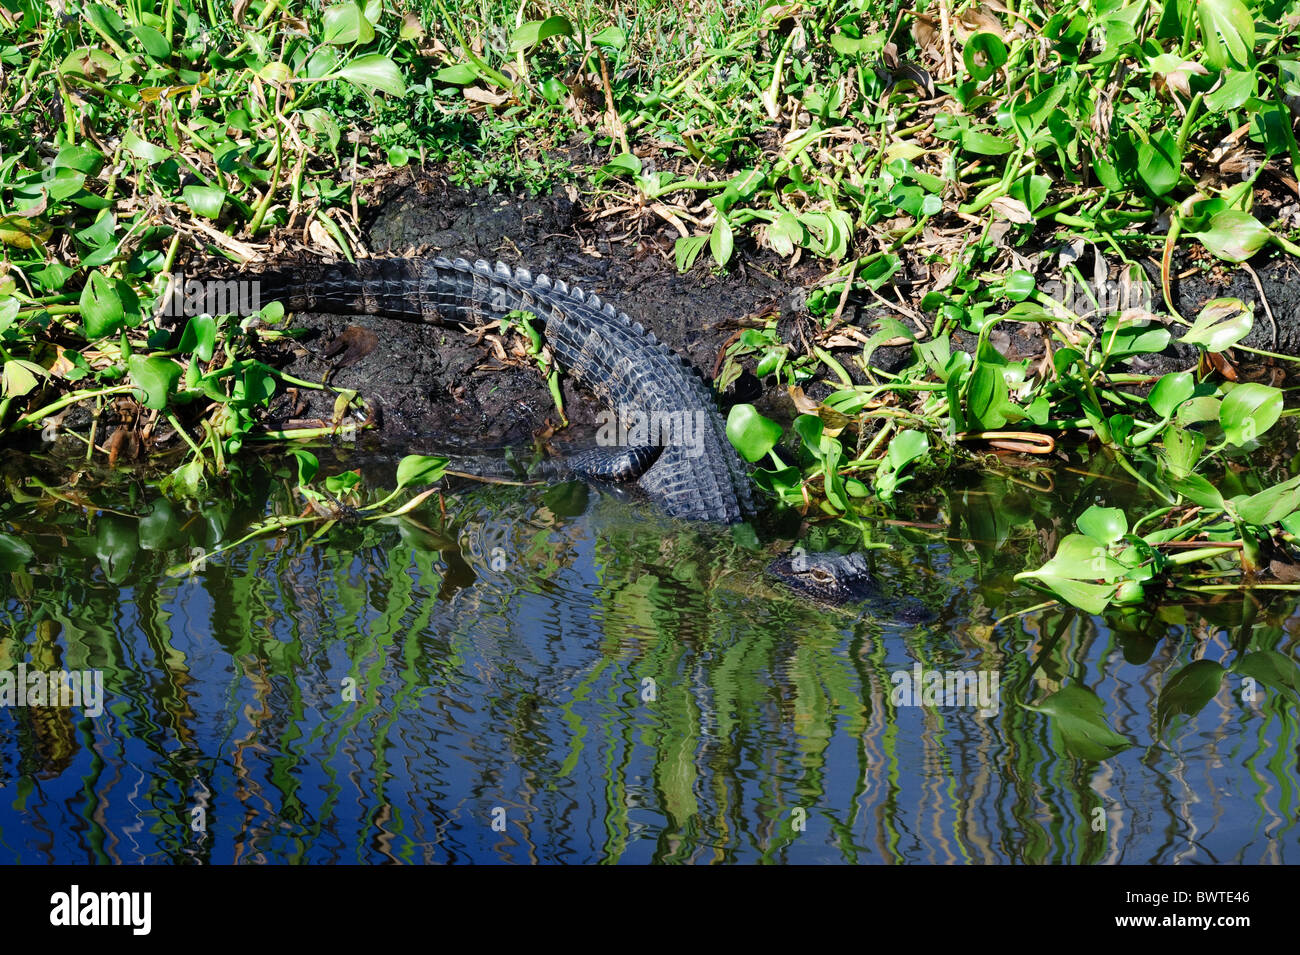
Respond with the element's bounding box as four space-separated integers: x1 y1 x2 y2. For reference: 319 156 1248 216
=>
248 256 755 524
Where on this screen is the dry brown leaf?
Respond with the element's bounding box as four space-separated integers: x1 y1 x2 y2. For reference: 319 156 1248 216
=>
990 195 1034 224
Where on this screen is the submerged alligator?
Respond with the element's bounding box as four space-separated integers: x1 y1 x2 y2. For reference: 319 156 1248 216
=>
249 256 755 523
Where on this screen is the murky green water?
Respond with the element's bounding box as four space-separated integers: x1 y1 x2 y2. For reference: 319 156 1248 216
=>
1 446 1297 863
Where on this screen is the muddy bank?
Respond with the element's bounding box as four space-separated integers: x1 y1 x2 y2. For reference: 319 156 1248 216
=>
262 169 1299 450
263 171 809 450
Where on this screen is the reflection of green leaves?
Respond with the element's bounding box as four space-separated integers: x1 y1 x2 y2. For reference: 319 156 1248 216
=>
1157 660 1226 736
1232 651 1300 702
0 532 33 571
1029 685 1133 760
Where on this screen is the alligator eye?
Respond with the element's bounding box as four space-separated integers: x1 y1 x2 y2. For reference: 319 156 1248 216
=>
810 569 833 583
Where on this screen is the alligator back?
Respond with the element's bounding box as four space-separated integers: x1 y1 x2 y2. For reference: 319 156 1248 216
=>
253 256 755 523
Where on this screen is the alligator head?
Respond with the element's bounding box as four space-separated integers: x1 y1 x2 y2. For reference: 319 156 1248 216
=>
767 549 879 605
767 548 934 622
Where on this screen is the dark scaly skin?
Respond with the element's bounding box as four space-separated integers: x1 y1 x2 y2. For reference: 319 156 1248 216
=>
250 256 755 523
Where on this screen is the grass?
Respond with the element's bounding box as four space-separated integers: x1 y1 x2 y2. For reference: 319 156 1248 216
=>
2 0 1300 617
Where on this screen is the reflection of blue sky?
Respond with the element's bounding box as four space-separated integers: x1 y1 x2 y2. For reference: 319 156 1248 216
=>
0 483 1296 864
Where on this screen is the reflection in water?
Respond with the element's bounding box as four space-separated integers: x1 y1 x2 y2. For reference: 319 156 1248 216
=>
0 453 1297 863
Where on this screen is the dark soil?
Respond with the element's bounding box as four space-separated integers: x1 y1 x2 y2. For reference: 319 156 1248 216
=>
257 166 1300 452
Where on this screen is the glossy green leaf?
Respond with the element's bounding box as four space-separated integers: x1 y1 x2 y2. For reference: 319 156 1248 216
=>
1077 506 1127 544
726 404 783 462
337 54 406 95
710 215 734 267
508 15 573 52
323 2 375 45
395 454 449 489
1236 474 1300 525
80 270 124 338
963 32 1007 82
1181 297 1253 351
128 354 182 410
289 449 319 486
1190 210 1270 263
1220 382 1282 446
182 185 227 219
1147 371 1195 417
1198 0 1256 70
179 315 218 363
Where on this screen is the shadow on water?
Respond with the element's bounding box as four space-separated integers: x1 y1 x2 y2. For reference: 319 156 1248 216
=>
0 444 1297 863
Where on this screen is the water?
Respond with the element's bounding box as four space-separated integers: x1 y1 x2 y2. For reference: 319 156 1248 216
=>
1 450 1297 863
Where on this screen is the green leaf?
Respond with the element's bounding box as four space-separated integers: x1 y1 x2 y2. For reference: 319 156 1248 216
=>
289 449 319 486
182 185 226 219
323 2 375 45
433 62 480 85
591 26 626 50
1030 685 1133 760
1157 659 1227 736
128 354 182 410
1198 0 1256 70
1181 297 1253 352
1077 506 1127 543
710 216 734 267
1147 371 1195 417
1204 69 1256 111
508 15 573 53
962 32 1007 82
1137 130 1182 196
886 429 929 471
80 270 124 338
1231 651 1300 702
55 144 105 176
1236 474 1300 525
960 128 1014 155
178 315 217 363
3 359 45 399
133 24 172 58
726 404 783 462
765 211 801 257
674 235 708 272
336 54 406 96
793 414 825 461
1220 382 1282 445
395 454 449 489
1189 210 1270 263
1169 473 1225 509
